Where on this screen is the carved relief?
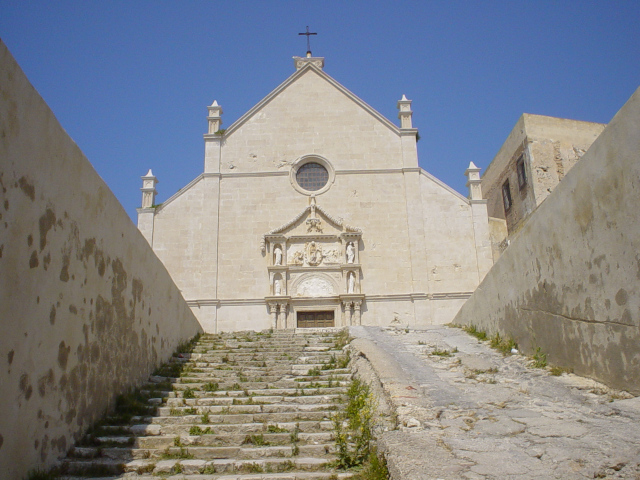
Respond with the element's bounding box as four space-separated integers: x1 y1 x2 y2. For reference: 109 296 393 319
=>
306 218 323 233
322 248 341 265
289 250 304 266
296 276 335 297
305 241 323 266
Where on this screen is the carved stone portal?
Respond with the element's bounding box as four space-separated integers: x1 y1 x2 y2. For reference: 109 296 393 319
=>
263 197 364 328
296 276 336 297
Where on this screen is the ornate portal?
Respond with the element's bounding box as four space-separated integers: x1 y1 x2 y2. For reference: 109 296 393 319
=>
262 197 364 329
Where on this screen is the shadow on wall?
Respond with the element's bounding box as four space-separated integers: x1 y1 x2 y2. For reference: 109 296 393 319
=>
454 87 640 395
0 41 202 479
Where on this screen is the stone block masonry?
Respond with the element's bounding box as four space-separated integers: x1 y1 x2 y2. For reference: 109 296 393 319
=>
0 40 202 479
454 87 640 394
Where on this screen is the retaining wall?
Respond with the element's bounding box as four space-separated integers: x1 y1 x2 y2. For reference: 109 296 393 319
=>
454 87 640 394
0 41 202 478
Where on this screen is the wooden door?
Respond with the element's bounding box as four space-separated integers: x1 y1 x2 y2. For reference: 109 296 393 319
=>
297 311 335 328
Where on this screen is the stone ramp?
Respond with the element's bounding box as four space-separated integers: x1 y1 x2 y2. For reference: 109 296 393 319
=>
350 325 640 480
56 330 355 479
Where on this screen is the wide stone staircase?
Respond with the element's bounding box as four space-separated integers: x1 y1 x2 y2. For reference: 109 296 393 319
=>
59 330 355 479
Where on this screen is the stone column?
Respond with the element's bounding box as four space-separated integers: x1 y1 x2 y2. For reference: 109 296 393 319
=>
343 301 353 326
278 303 288 329
269 304 278 330
353 301 362 326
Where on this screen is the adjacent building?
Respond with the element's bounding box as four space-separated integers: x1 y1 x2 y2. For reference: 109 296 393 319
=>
482 114 605 245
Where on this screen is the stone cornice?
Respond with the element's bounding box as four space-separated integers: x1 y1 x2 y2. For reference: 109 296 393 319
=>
185 291 473 307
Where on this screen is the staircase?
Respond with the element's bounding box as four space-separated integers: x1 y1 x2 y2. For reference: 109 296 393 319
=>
59 329 354 479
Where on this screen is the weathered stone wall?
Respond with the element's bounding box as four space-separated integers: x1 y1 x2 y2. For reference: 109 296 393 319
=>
454 88 640 394
482 114 605 234
0 41 202 478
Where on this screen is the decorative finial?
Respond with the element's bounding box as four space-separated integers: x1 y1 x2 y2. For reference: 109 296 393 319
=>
298 26 317 56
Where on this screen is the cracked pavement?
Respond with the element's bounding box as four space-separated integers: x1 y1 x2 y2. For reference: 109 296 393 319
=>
349 325 640 479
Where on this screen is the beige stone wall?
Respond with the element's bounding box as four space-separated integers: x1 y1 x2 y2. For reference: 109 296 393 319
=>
454 88 640 394
211 69 404 175
0 42 202 478
482 114 605 234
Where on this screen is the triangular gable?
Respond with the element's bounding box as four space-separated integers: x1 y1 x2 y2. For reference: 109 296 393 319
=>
260 198 362 253
225 62 400 138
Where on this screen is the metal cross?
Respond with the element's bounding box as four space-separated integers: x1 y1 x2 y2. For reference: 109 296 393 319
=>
298 26 317 55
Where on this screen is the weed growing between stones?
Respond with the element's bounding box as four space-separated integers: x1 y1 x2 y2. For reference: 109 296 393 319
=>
531 347 548 368
333 378 375 468
267 424 288 433
332 377 390 477
431 347 458 357
202 381 219 392
349 448 389 480
460 324 487 341
490 332 518 355
176 332 202 353
550 365 572 376
243 434 270 446
183 387 196 399
24 469 57 480
334 329 353 349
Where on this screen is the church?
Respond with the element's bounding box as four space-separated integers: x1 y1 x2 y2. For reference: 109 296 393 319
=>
137 54 494 332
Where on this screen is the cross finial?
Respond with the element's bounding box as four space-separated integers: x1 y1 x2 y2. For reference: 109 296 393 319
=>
298 26 317 57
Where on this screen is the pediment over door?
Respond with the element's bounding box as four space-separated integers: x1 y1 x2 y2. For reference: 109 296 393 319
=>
262 197 364 329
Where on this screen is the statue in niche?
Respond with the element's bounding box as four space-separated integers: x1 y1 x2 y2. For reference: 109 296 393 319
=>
274 277 282 296
347 271 356 294
305 241 323 266
274 245 283 266
346 242 355 264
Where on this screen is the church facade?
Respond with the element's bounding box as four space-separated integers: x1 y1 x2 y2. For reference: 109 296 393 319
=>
137 55 494 332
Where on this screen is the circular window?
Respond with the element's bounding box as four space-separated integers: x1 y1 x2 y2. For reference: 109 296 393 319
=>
290 155 335 196
296 163 329 191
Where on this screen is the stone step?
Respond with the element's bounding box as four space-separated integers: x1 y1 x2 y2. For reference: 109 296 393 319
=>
61 455 339 476
148 411 335 425
156 402 340 416
94 431 333 450
60 471 354 479
59 330 353 479
161 387 348 401
70 442 336 461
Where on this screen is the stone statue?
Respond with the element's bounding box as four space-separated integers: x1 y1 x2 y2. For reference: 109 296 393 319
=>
347 271 356 294
305 241 323 266
346 242 355 264
274 278 282 296
274 245 283 266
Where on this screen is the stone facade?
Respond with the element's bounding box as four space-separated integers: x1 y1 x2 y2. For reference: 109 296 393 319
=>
482 114 605 239
139 56 494 332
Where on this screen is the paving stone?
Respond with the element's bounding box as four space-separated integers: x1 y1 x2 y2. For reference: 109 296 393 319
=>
351 325 640 480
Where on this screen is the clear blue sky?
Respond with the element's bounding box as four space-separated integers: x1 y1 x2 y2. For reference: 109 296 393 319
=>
2 1 639 220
